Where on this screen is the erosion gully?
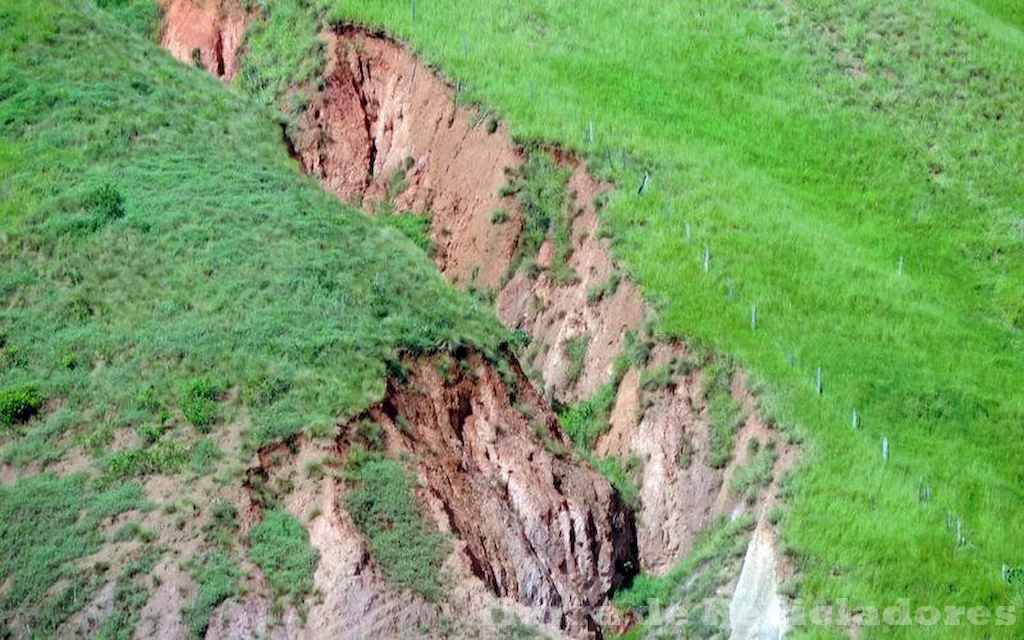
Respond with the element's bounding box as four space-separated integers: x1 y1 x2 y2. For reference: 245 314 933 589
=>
159 2 796 637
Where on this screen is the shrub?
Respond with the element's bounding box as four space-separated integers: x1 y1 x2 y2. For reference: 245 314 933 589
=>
0 384 45 426
180 376 224 431
558 380 617 451
640 363 676 391
86 184 125 221
355 420 385 451
182 551 240 638
103 438 189 480
703 360 744 468
490 208 510 224
380 211 434 255
622 330 652 367
136 422 163 445
243 373 291 409
189 438 222 474
586 273 621 304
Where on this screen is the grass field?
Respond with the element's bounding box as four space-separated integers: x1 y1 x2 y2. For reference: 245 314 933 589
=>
317 0 1024 634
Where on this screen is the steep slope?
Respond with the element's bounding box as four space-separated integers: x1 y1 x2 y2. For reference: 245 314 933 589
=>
159 4 798 637
0 3 639 638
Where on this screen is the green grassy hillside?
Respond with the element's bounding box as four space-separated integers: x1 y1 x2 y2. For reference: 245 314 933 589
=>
0 2 502 631
313 0 1024 634
2 0 1022 637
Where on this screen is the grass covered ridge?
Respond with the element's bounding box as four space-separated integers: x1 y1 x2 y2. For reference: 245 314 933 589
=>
0 0 503 466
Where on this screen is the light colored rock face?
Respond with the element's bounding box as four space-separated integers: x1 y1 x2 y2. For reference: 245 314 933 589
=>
729 528 788 640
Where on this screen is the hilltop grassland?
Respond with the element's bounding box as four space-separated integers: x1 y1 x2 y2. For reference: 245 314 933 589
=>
307 0 1024 633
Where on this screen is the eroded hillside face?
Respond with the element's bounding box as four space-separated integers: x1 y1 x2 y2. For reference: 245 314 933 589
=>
240 353 637 637
158 4 795 638
160 0 248 80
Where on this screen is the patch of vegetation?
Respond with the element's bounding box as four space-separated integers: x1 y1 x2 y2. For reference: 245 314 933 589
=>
589 453 642 511
102 438 190 481
248 509 320 608
0 383 44 427
729 439 778 495
490 208 510 224
585 272 620 304
380 211 435 256
182 551 241 639
703 360 743 469
615 516 754 637
94 0 161 40
202 498 240 548
558 379 617 451
243 372 292 409
238 0 326 108
342 448 448 600
92 545 162 640
562 333 589 386
621 330 653 368
189 437 222 474
501 151 574 282
0 473 145 635
639 363 675 392
179 376 224 431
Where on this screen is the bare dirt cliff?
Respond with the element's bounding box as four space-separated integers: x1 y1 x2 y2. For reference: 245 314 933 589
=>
234 353 636 638
159 0 249 80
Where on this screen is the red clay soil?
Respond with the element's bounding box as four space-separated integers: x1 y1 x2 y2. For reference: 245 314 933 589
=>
159 0 249 80
292 27 524 288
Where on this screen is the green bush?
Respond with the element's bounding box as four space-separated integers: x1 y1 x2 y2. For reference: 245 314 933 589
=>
703 360 743 469
563 334 590 386
242 373 291 409
86 183 125 221
0 384 44 426
189 438 222 475
586 273 621 304
135 422 163 445
103 438 189 481
558 380 617 451
180 376 224 431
